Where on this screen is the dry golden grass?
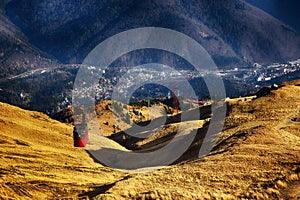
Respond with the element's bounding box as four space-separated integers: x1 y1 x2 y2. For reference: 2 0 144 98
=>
0 81 300 199
0 102 124 199
94 100 167 137
97 82 300 199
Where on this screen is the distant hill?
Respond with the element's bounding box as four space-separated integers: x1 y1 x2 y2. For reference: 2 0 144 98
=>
0 0 299 116
0 7 57 79
5 0 300 67
0 3 73 113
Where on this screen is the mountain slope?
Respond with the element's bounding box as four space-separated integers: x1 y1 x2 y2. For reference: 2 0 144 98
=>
5 0 300 66
0 3 76 114
0 102 123 199
0 0 299 116
245 0 300 33
0 80 300 199
92 80 300 199
0 8 57 79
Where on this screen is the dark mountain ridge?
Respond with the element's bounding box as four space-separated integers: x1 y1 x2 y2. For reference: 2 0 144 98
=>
0 0 299 115
5 0 300 67
245 0 300 34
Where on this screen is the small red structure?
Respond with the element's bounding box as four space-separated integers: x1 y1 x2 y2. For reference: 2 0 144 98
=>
73 111 88 147
73 125 88 147
173 85 179 113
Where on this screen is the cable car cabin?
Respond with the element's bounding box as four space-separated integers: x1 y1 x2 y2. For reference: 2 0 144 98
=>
73 124 88 147
73 109 88 147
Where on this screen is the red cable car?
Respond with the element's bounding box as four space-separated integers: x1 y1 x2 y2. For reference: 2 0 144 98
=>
73 124 88 147
73 111 89 147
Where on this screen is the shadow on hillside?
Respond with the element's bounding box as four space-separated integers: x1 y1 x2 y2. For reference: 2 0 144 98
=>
108 106 212 150
86 104 230 169
87 125 208 170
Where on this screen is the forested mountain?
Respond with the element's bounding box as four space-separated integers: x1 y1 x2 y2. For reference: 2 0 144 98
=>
5 0 300 66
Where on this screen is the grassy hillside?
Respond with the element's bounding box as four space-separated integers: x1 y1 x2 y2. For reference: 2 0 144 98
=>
0 102 123 199
0 80 300 199
91 80 300 199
